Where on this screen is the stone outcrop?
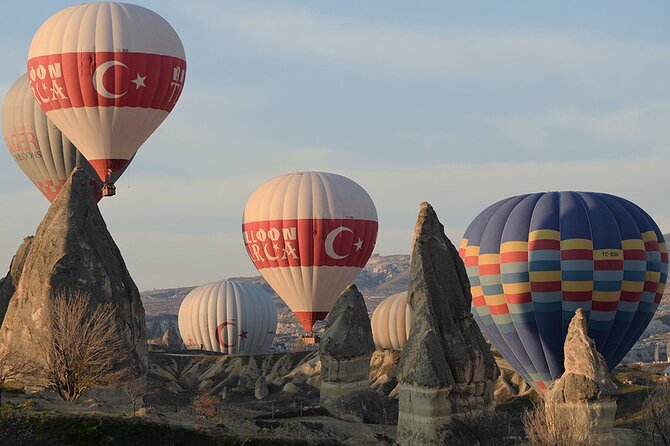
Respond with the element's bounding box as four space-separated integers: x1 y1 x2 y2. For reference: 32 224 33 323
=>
0 236 33 325
545 309 618 445
161 322 185 350
396 202 499 446
254 376 269 400
319 284 375 401
0 169 148 381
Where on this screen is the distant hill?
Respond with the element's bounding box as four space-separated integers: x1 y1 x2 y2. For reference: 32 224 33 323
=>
141 254 411 336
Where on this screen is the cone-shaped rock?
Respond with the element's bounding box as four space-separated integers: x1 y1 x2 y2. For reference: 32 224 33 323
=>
320 283 375 360
0 168 147 380
320 284 381 422
545 309 618 445
162 322 185 350
396 202 499 446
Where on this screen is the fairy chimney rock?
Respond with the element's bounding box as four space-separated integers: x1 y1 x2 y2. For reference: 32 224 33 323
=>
320 284 375 400
0 168 148 381
396 202 499 446
545 309 618 446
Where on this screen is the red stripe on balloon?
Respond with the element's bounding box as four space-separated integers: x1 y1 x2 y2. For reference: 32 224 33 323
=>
500 251 528 263
294 311 329 332
243 219 378 269
644 281 660 293
479 264 501 275
87 159 130 182
562 291 593 302
489 304 509 315
505 292 532 304
645 241 660 251
472 294 487 307
594 259 624 270
620 290 642 302
591 301 619 312
624 249 647 261
560 249 593 261
528 239 560 251
27 52 186 113
530 281 562 292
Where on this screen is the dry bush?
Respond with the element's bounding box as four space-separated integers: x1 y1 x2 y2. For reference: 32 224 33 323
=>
522 401 591 446
39 290 127 402
449 411 510 446
0 344 38 404
191 393 219 418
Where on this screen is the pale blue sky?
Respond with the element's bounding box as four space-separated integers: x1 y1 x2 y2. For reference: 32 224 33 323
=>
1 1 668 289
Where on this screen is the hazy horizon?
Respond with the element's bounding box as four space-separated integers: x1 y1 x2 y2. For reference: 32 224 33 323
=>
1 1 668 290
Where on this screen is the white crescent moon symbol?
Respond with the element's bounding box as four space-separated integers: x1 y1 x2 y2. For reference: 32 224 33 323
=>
93 60 128 99
325 226 353 260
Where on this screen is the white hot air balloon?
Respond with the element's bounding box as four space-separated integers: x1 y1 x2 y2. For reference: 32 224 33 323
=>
371 292 411 350
177 280 277 355
27 2 186 196
243 172 379 334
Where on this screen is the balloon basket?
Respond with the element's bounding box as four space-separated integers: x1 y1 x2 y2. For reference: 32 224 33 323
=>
102 183 116 197
303 333 320 344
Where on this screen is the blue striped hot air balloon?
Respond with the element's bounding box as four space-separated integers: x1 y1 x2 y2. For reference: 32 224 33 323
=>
460 192 668 392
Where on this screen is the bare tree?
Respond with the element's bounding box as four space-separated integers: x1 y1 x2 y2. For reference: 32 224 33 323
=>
38 290 127 402
639 383 670 446
522 401 591 446
0 344 37 405
122 377 146 417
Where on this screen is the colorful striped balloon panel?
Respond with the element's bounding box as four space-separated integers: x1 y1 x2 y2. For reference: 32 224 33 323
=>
460 192 668 392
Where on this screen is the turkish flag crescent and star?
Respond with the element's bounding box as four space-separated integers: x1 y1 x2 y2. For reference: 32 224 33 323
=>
243 219 378 269
26 52 186 179
27 52 186 112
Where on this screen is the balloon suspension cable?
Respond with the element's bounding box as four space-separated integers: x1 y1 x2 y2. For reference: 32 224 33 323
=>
101 169 116 197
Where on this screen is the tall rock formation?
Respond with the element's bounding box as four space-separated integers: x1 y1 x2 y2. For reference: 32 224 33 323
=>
545 309 618 445
319 284 383 423
0 169 148 380
319 284 375 400
396 202 499 446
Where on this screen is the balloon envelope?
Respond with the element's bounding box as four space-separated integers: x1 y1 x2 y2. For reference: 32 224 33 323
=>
27 2 186 183
177 280 277 355
2 74 107 202
371 292 411 350
460 192 668 391
243 172 378 332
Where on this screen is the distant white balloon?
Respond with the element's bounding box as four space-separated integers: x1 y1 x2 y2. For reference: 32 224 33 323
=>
371 292 411 350
177 280 277 354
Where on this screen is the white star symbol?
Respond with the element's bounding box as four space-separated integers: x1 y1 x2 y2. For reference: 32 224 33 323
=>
354 238 364 251
131 73 147 89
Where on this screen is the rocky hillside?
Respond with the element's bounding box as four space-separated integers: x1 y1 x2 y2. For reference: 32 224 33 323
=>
142 254 411 339
142 250 670 363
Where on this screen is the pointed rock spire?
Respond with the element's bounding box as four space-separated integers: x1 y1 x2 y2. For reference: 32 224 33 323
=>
398 202 498 386
0 168 147 378
396 202 499 446
320 284 375 359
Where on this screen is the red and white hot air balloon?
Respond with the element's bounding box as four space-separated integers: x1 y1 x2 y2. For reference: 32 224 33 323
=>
27 2 186 196
243 172 379 333
2 74 132 203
